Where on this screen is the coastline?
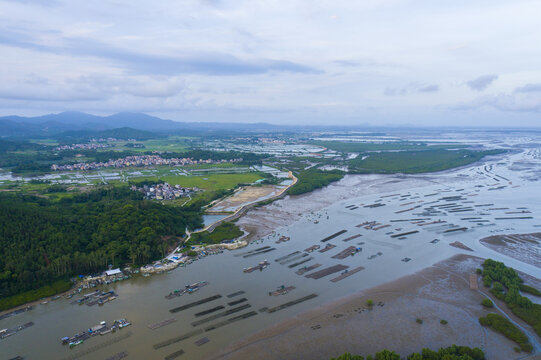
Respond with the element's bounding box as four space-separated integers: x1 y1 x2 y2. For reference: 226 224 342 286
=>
209 254 539 360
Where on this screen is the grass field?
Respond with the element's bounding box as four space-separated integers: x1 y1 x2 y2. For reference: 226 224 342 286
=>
158 172 263 190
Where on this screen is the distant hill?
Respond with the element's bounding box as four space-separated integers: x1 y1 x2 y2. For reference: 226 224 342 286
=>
0 111 282 138
57 127 160 141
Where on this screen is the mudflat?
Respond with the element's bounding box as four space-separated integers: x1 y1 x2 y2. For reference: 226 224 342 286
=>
211 254 532 360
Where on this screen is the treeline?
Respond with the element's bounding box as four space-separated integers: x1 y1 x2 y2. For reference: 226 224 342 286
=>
348 149 505 174
288 169 344 195
332 345 485 360
480 259 541 337
0 186 203 303
478 313 531 352
188 222 243 246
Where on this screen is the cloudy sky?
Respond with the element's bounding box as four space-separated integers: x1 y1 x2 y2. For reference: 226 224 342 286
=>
1 0 541 126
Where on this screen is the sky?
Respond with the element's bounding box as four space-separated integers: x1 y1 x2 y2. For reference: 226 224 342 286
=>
1 0 541 126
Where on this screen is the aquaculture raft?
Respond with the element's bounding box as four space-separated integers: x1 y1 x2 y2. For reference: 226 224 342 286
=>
330 266 365 282
306 265 349 279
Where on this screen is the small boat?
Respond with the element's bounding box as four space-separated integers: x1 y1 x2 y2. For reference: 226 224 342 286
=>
69 340 83 348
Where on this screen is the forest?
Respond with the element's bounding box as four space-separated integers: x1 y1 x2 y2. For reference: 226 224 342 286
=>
288 169 344 195
480 259 541 337
0 186 203 305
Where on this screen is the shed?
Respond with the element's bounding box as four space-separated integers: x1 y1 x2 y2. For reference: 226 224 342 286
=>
105 269 122 277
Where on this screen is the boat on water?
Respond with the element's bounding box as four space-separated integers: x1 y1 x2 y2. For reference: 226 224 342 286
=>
269 285 296 296
69 340 83 348
243 260 270 273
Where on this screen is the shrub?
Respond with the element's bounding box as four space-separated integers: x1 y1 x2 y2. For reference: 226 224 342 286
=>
478 313 531 352
366 299 374 307
440 319 448 325
416 318 423 324
481 298 494 308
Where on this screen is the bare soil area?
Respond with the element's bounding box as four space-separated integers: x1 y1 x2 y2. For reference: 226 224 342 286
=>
210 255 530 360
210 185 280 212
481 233 541 268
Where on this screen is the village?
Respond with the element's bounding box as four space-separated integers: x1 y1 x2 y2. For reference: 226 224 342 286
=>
50 154 242 171
130 182 197 200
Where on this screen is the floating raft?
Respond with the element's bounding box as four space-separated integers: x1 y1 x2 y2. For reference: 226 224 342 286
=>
269 286 296 296
195 305 225 317
280 253 308 265
194 337 210 347
267 293 318 313
295 263 321 275
275 251 301 262
148 318 177 330
105 352 128 360
304 245 320 252
390 230 419 238
164 349 185 360
204 311 258 332
306 265 349 279
153 330 204 350
226 291 245 298
234 246 271 257
169 295 222 314
343 234 362 242
191 304 252 327
243 247 276 258
330 266 365 282
318 244 336 253
288 257 313 268
227 298 247 306
331 246 359 259
321 230 347 242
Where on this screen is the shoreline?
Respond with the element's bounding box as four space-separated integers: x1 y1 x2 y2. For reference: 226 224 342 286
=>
209 254 540 360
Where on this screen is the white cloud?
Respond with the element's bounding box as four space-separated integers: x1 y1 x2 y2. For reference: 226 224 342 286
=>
0 0 541 126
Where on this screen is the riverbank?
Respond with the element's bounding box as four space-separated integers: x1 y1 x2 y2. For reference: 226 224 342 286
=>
210 254 538 360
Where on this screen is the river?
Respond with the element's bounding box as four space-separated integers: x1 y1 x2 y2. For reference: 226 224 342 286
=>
1 148 541 360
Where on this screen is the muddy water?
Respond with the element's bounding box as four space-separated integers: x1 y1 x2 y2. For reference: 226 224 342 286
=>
2 149 541 360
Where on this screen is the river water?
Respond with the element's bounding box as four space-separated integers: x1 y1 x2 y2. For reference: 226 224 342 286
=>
2 148 541 360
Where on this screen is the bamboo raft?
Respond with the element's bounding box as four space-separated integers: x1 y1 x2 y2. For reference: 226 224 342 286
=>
321 229 347 242
204 311 258 332
191 304 252 327
234 246 271 257
304 245 320 252
169 295 222 314
288 257 313 268
194 337 210 346
280 253 308 265
228 298 247 306
243 247 276 258
330 266 365 282
390 230 419 238
153 330 203 350
331 246 359 259
306 265 349 279
105 352 128 360
195 306 225 317
342 234 362 242
275 251 301 262
148 318 177 330
266 293 318 313
295 263 321 275
164 349 185 360
318 244 336 253
269 285 296 296
226 291 245 298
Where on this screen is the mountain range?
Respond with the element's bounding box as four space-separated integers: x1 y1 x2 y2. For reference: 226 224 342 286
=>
0 111 279 137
